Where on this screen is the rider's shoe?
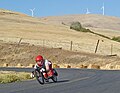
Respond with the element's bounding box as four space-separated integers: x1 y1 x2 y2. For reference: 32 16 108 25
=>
45 78 49 82
30 71 35 78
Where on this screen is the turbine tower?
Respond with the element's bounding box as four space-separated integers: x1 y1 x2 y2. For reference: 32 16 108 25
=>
101 3 105 15
29 8 35 17
86 8 90 14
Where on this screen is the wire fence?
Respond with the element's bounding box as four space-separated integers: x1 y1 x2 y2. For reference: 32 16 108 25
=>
0 37 120 56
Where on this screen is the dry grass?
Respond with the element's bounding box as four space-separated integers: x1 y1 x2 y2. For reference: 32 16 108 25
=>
0 9 120 68
40 14 120 38
0 41 120 70
0 10 120 56
0 71 31 83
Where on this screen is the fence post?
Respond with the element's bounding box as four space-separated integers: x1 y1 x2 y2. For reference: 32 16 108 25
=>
95 40 100 53
18 38 22 46
70 41 73 51
111 44 113 55
14 38 22 53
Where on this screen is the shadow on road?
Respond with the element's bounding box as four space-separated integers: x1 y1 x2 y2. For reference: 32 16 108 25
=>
56 80 70 83
47 79 70 84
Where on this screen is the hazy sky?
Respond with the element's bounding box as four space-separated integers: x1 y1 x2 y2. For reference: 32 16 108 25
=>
0 0 120 17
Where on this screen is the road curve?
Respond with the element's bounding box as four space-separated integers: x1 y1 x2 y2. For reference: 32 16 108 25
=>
0 68 120 93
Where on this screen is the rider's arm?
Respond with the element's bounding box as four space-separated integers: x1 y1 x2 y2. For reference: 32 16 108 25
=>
45 60 51 72
34 64 39 69
45 63 50 72
34 63 45 73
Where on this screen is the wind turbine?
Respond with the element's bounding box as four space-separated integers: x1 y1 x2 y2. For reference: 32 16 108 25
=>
101 3 105 15
29 8 35 17
86 8 90 14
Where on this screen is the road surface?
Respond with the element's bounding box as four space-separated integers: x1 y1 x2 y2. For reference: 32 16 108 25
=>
0 67 120 93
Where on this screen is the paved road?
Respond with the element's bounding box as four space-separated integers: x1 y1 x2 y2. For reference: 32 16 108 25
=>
0 67 120 93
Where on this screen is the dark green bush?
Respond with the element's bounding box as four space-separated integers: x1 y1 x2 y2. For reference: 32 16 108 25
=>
70 21 112 40
112 36 120 42
70 22 91 32
70 22 82 31
80 28 92 32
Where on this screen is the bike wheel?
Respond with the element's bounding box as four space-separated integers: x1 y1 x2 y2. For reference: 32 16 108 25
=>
51 75 57 82
34 69 45 85
51 69 58 82
53 69 58 76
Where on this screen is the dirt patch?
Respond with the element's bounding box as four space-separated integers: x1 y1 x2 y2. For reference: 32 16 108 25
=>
0 41 120 67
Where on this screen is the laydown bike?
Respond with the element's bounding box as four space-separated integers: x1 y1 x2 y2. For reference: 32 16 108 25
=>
34 67 58 85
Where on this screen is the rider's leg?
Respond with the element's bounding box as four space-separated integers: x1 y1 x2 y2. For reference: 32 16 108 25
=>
47 70 54 77
48 64 54 77
43 72 49 82
43 72 48 79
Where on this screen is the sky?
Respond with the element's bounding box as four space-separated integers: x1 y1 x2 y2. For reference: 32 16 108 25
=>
0 0 120 17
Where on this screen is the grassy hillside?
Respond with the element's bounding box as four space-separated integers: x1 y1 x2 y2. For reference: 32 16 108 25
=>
0 9 120 69
0 9 120 56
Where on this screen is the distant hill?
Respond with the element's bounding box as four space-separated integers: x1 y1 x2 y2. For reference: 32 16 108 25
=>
39 14 120 37
0 8 28 16
39 14 120 30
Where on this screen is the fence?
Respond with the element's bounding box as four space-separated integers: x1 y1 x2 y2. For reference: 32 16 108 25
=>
0 37 120 56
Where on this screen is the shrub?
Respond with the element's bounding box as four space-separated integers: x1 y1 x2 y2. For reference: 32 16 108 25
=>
70 22 91 32
112 36 120 42
0 74 20 83
0 71 32 83
80 28 92 32
70 22 82 31
70 21 112 40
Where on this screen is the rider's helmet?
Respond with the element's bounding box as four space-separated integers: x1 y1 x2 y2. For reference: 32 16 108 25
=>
35 55 43 67
35 55 43 66
35 55 43 62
